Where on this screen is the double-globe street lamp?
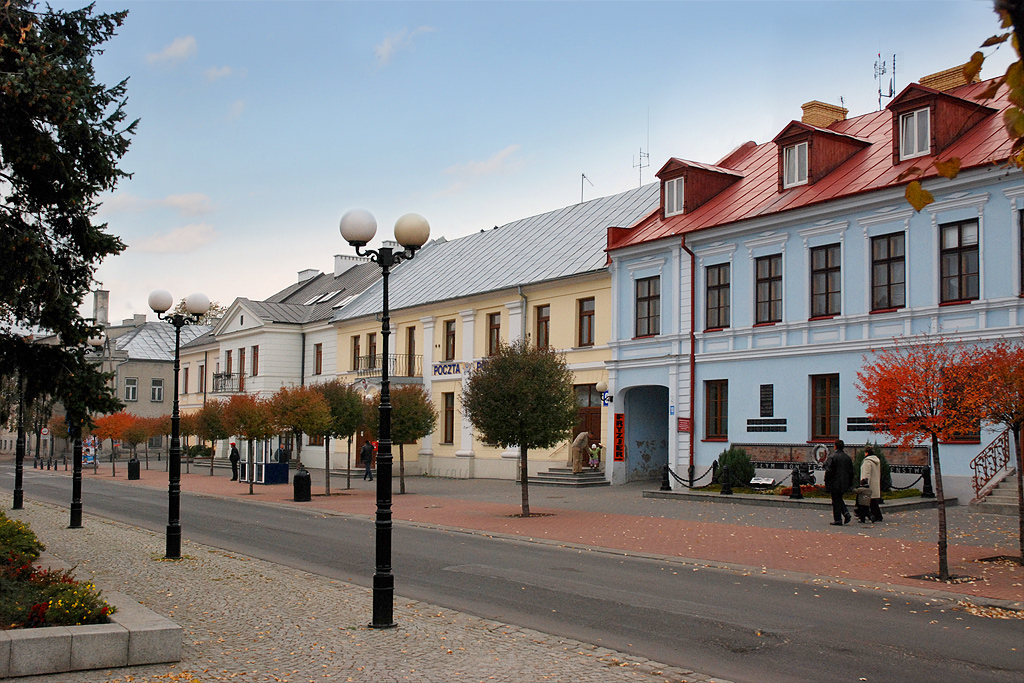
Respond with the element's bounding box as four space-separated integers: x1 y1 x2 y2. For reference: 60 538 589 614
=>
339 209 429 629
69 332 106 528
149 290 211 559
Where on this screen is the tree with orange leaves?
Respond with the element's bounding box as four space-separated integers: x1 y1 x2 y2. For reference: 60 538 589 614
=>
856 336 986 580
976 340 1024 565
91 412 134 455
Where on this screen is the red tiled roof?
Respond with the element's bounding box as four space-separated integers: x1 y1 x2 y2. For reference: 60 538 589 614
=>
613 79 1014 250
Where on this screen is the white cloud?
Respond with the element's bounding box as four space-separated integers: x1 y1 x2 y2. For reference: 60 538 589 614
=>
205 65 233 81
146 36 197 65
102 192 214 217
132 223 217 254
227 100 245 120
439 145 523 197
374 26 435 66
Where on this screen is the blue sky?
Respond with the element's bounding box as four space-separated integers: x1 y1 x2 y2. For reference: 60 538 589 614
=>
65 0 1015 324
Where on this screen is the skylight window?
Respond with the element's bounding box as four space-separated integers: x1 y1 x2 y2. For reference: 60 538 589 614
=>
783 142 808 188
664 178 684 216
900 108 930 160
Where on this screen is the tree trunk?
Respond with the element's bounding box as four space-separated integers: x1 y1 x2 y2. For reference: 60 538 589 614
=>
346 436 352 490
520 445 530 517
931 434 949 580
295 431 303 467
209 439 215 476
325 437 331 496
399 444 406 494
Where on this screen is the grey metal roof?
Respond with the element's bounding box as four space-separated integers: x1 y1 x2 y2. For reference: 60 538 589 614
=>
335 183 659 321
250 261 382 325
115 322 212 361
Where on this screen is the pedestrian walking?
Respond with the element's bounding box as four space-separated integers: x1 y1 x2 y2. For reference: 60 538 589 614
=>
360 441 374 481
860 449 884 522
853 479 872 523
229 443 240 481
824 439 854 526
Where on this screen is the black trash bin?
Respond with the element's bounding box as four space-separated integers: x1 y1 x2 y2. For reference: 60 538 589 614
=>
293 467 311 502
127 457 140 480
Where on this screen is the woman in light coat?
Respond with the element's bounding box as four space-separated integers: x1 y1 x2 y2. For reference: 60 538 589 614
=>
860 451 884 522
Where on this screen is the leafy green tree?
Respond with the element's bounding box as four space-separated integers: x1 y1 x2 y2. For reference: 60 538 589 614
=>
1 1 136 421
314 380 363 493
271 385 331 469
462 339 577 517
365 385 436 494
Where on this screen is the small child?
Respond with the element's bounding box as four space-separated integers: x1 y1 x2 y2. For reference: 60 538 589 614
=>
853 478 872 523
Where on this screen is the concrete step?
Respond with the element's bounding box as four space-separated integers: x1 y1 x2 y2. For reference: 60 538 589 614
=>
528 468 610 487
970 471 1020 516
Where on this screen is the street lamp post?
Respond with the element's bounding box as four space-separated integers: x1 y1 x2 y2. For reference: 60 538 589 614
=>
339 208 429 629
69 333 106 529
149 290 211 559
12 372 25 510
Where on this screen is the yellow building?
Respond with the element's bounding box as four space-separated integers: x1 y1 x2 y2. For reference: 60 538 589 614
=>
333 184 658 481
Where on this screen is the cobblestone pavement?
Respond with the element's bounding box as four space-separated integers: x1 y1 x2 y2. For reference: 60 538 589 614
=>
10 501 733 683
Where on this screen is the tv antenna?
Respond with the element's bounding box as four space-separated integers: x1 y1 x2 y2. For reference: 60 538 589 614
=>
581 173 594 203
875 52 896 110
633 107 650 185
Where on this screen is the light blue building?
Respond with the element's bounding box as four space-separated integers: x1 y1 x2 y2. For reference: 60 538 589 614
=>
604 69 1023 501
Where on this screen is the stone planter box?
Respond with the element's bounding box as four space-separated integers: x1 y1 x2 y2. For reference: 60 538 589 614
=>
0 589 181 678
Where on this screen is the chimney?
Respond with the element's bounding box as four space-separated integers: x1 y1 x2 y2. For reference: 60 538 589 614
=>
801 101 848 128
919 63 980 92
334 254 366 277
93 290 109 327
297 268 320 282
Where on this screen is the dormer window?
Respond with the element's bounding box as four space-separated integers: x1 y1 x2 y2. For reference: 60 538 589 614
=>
900 108 930 160
664 177 684 216
782 142 807 188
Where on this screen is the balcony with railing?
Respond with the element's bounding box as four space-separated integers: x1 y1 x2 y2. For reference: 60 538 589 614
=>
212 372 244 393
354 354 422 380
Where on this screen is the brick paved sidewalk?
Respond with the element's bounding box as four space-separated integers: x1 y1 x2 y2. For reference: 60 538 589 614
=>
38 461 1023 606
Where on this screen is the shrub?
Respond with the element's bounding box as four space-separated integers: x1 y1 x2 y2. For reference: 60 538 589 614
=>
0 517 114 629
713 446 754 488
854 442 892 492
0 511 44 568
187 444 212 458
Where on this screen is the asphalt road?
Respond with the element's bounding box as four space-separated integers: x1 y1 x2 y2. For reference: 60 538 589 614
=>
7 467 1023 683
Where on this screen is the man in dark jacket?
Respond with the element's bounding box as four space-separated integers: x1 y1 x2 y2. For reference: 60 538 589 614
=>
824 439 854 525
360 441 374 481
229 443 240 481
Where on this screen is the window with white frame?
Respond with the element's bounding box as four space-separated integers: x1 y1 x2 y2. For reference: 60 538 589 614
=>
783 142 807 188
900 108 930 160
124 377 138 402
664 178 684 216
151 378 164 402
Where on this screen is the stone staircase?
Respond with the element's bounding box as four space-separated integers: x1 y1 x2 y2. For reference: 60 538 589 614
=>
971 471 1020 516
528 467 610 487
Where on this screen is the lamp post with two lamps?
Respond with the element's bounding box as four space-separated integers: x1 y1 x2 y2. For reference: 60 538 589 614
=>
149 290 211 559
338 209 429 629
68 332 107 528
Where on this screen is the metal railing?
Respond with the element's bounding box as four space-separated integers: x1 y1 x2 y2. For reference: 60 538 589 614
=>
212 372 242 393
970 428 1011 499
354 354 422 378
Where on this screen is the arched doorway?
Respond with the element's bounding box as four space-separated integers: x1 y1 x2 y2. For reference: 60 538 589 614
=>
623 385 668 482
